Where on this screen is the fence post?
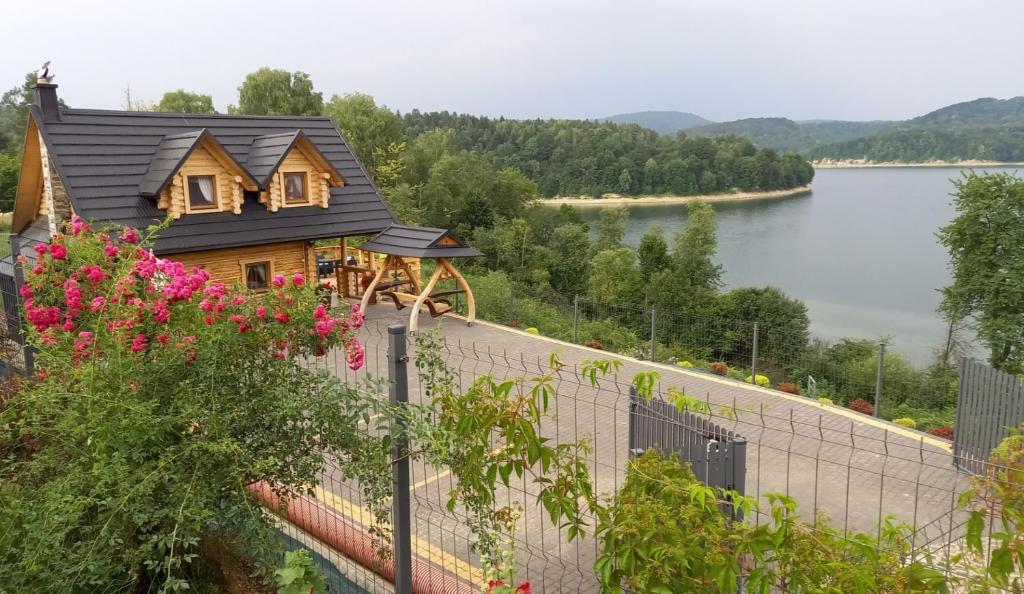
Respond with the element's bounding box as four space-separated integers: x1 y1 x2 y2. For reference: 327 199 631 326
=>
730 437 747 521
9 234 33 375
750 322 759 382
649 305 657 361
387 324 413 594
572 294 579 344
874 342 886 418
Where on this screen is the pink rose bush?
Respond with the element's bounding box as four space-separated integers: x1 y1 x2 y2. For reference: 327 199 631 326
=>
3 218 380 590
20 216 365 374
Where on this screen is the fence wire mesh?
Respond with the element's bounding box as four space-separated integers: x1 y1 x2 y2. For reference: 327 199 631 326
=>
278 306 1013 593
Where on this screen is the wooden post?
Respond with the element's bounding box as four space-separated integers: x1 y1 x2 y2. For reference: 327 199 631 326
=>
409 265 445 334
440 258 475 326
359 255 391 314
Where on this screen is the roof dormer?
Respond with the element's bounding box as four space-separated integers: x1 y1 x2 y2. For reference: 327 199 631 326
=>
140 129 257 218
246 131 343 212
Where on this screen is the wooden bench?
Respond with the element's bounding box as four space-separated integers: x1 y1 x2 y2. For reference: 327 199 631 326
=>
380 291 453 318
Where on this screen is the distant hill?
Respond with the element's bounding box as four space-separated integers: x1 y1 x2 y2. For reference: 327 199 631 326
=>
906 97 1024 130
602 110 713 134
681 96 1024 162
686 117 891 153
806 127 1024 163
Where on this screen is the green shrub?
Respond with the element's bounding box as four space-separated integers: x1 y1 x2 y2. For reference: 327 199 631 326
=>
818 397 834 405
745 374 770 387
892 417 917 429
275 550 327 594
524 327 540 335
676 360 694 368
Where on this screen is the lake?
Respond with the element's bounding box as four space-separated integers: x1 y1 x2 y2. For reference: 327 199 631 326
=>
574 166 1021 365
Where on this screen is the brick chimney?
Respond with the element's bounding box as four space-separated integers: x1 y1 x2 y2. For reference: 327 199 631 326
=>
34 77 61 122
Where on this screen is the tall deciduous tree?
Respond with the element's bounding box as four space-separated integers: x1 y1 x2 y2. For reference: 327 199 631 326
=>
322 93 403 176
637 224 670 282
672 201 722 294
232 68 322 116
939 172 1024 373
547 223 591 295
593 206 629 252
155 90 215 114
587 247 642 304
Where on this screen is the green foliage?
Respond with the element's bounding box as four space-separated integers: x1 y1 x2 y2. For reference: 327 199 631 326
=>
593 206 629 252
953 426 1024 591
232 68 323 116
637 223 670 282
322 93 404 176
808 128 1024 163
546 223 591 295
400 111 814 197
0 221 384 591
275 549 327 594
595 450 945 594
594 451 734 593
419 152 536 235
0 150 18 211
716 286 810 367
939 172 1024 373
586 248 642 304
893 417 918 429
155 90 215 114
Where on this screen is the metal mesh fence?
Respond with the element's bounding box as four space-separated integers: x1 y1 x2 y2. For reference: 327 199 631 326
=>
272 308 1011 593
453 284 962 434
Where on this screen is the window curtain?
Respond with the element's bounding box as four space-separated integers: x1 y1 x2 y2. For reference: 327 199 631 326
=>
196 177 215 204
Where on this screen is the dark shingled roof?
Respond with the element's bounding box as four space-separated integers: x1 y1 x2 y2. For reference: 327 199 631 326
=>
244 131 302 188
138 129 254 197
359 224 483 258
32 106 397 255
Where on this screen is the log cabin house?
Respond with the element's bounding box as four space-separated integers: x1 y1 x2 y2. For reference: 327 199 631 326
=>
4 76 403 300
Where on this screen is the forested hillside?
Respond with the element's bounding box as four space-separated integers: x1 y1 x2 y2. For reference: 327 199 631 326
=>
807 127 1024 163
400 111 814 197
686 117 891 152
621 97 1024 162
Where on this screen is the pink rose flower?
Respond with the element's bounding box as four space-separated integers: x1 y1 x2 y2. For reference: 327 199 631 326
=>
120 227 141 244
292 273 305 286
49 244 68 260
130 333 148 353
272 274 286 287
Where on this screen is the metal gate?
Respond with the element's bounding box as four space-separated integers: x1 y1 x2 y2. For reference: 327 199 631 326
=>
628 387 747 495
953 357 1024 474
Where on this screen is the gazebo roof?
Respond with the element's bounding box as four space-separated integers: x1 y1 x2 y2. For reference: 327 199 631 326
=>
358 224 482 258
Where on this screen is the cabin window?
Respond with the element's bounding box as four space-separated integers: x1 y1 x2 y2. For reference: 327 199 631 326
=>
283 172 309 205
186 175 218 211
244 261 271 291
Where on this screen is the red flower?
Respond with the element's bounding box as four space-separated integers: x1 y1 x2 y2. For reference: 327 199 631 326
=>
49 244 68 260
130 333 148 353
516 583 532 594
274 311 290 324
292 273 305 286
119 227 141 244
272 274 286 287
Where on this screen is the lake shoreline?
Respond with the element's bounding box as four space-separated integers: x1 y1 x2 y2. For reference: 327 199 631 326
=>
814 160 1024 169
539 186 812 207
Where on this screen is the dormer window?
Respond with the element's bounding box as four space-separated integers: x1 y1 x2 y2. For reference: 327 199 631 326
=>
186 175 219 212
283 172 309 205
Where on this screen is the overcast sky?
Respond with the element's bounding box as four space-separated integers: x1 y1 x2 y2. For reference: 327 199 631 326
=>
3 0 1021 122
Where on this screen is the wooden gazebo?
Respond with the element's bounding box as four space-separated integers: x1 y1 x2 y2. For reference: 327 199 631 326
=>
357 225 482 332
